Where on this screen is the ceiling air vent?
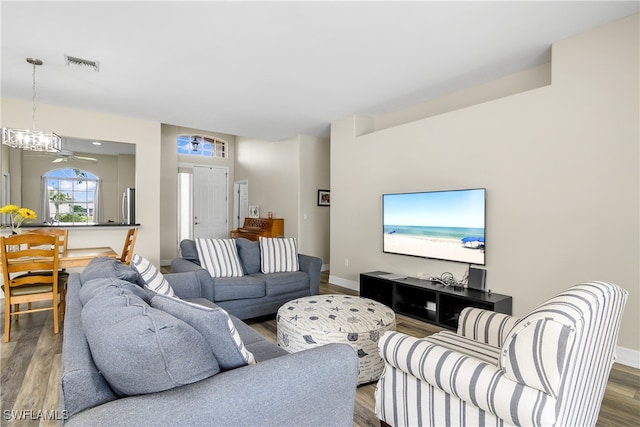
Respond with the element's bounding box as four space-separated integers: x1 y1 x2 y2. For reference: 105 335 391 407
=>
64 54 99 72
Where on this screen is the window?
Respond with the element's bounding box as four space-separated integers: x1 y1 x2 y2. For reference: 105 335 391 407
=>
44 168 100 224
177 134 227 158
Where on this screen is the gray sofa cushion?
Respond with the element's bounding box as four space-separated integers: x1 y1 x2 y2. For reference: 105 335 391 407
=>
180 239 201 266
80 257 139 284
213 276 266 302
82 286 219 396
151 295 256 370
259 271 310 296
235 238 261 274
79 277 150 306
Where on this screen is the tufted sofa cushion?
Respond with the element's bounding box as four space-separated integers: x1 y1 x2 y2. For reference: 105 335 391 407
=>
80 256 139 283
81 283 219 396
79 276 150 306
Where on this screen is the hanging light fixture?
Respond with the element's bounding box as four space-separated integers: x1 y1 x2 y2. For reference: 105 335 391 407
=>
1 57 61 152
189 136 201 152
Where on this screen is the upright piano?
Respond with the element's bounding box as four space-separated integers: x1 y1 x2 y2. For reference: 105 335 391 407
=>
230 218 284 241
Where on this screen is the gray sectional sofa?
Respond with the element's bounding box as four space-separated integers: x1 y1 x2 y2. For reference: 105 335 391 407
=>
171 238 322 319
60 257 358 426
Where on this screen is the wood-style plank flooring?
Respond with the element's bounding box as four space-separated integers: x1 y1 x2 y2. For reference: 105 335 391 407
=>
1 272 638 426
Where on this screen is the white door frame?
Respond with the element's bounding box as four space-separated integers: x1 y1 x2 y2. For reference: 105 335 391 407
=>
233 179 249 230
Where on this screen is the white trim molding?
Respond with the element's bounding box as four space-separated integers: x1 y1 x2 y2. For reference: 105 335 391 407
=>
615 346 640 369
328 275 359 292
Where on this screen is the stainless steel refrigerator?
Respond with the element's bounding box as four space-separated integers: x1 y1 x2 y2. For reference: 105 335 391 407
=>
122 187 136 224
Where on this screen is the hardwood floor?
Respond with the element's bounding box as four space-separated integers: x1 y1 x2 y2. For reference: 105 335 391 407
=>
1 272 638 426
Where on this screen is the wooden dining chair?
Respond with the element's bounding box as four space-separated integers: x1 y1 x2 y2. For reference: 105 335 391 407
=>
25 228 69 320
1 233 61 343
120 228 138 265
26 227 68 254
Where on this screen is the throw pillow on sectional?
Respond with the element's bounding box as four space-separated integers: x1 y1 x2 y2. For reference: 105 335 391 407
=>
259 237 300 273
235 237 261 274
80 256 140 284
82 289 219 396
179 239 201 266
131 254 176 297
151 294 256 370
195 238 244 278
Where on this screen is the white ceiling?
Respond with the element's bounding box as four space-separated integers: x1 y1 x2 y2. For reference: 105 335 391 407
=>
2 1 638 142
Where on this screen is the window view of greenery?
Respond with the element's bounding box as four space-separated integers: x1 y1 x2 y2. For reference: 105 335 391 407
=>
45 168 98 224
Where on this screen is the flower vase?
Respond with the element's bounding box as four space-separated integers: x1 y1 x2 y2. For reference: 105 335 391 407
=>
8 228 22 251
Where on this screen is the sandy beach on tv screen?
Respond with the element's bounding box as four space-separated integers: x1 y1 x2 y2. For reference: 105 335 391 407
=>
384 234 484 265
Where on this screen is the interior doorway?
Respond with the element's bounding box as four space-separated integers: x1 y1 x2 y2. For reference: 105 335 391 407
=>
233 180 249 230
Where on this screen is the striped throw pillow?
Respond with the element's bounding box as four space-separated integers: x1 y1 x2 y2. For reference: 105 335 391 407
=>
195 238 244 278
259 237 299 273
131 254 176 297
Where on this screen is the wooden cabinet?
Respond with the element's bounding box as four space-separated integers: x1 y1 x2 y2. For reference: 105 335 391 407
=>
360 271 512 330
230 218 284 241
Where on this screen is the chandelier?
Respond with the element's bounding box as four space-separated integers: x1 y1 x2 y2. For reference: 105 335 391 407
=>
1 58 61 152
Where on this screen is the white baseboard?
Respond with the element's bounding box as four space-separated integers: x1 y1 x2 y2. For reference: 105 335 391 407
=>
328 274 359 292
616 346 640 369
321 264 330 272
326 274 640 370
160 259 172 267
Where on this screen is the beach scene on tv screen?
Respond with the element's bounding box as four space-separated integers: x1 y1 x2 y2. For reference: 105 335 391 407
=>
383 189 485 265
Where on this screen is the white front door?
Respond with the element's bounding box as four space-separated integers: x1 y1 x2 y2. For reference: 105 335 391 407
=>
193 166 228 239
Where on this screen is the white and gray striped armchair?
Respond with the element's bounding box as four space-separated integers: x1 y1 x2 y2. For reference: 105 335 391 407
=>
375 281 628 427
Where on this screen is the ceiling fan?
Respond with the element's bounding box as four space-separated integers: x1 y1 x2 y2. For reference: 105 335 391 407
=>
51 150 98 163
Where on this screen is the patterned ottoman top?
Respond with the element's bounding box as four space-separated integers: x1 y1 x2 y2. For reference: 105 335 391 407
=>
277 294 395 334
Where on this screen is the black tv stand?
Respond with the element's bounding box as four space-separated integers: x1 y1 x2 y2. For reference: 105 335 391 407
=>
360 271 512 330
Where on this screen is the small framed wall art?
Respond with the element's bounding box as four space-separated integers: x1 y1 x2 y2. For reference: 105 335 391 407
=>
317 190 330 207
248 205 260 218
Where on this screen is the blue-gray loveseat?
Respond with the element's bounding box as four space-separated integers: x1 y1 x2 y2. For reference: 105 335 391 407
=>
171 238 322 319
60 257 358 426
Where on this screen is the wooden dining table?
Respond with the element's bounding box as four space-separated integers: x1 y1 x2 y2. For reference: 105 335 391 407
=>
59 247 119 268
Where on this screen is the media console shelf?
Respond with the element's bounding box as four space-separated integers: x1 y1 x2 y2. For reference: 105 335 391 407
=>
360 271 512 330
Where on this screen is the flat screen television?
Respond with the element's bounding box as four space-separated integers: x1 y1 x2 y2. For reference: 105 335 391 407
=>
383 188 486 265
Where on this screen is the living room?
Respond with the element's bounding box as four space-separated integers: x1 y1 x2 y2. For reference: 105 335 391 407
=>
7 8 636 366
0 2 638 425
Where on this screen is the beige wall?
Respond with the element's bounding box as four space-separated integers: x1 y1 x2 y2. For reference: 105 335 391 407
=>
235 136 300 237
330 15 639 359
235 134 331 263
299 135 330 265
1 98 161 264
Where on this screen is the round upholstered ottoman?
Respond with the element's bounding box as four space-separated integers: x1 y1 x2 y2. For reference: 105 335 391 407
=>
276 294 396 385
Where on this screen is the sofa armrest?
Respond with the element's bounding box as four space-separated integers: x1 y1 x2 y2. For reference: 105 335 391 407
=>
167 260 215 300
298 254 322 295
164 271 208 299
65 343 358 427
457 307 520 347
170 257 202 273
378 331 556 426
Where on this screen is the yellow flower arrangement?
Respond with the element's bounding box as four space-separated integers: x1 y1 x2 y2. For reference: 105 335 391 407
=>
0 204 37 233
